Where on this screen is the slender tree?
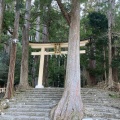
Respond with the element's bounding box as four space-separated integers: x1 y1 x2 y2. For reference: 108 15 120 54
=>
111 0 118 83
88 38 96 86
32 2 41 87
19 0 31 90
42 22 49 87
35 3 40 42
51 0 83 120
4 0 20 99
108 0 115 88
42 0 52 86
42 5 50 87
0 0 4 42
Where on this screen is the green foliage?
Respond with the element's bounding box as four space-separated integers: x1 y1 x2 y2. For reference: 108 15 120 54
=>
16 0 24 11
49 8 69 42
48 56 66 87
0 52 9 84
63 2 71 13
109 93 120 98
95 37 108 48
80 0 88 3
88 12 108 34
3 10 14 33
0 34 11 44
80 17 92 39
112 56 120 68
14 42 22 84
4 0 13 3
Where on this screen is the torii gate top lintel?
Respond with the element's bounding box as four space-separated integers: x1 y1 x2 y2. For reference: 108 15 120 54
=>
29 39 89 49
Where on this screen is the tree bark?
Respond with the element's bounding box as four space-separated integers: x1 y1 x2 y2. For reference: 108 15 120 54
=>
4 0 20 99
0 0 4 42
51 0 83 120
32 4 41 87
103 47 107 82
108 0 115 88
112 47 118 82
42 4 51 87
88 59 96 86
35 4 40 42
87 39 96 86
19 0 31 90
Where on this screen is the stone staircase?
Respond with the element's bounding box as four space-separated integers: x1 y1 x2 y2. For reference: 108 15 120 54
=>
0 88 120 120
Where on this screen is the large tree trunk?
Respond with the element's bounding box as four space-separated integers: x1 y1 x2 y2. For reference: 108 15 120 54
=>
19 0 31 90
86 70 91 85
108 0 115 88
87 40 96 86
32 4 41 87
51 0 83 120
4 0 20 99
0 0 4 42
42 4 52 87
112 47 118 82
88 59 96 85
112 68 118 82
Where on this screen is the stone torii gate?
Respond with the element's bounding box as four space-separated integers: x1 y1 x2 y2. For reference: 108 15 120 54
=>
29 40 89 88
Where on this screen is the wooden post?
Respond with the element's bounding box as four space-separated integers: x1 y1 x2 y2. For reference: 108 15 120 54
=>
35 47 45 88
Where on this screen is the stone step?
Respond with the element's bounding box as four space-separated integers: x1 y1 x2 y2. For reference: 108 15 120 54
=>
10 104 56 109
85 107 120 114
14 94 96 98
9 102 57 106
18 91 99 94
26 88 59 90
21 92 63 94
5 111 49 117
15 94 103 98
9 99 59 103
83 117 120 120
24 89 100 93
85 110 120 119
15 98 61 101
22 96 62 98
9 99 106 104
6 108 51 112
9 101 106 107
0 115 50 120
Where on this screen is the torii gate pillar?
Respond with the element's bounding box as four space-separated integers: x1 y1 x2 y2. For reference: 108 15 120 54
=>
35 47 45 88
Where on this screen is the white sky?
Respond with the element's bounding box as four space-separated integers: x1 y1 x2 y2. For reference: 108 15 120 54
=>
31 0 35 5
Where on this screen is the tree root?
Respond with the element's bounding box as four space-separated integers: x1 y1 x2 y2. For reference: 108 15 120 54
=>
17 84 31 91
51 91 84 120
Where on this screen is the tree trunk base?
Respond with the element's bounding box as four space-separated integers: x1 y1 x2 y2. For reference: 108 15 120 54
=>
17 84 31 91
106 82 120 92
51 91 84 120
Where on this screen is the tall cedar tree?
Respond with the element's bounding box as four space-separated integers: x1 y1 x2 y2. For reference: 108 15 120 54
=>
51 0 84 120
19 0 31 90
108 0 115 88
0 0 4 42
4 0 20 99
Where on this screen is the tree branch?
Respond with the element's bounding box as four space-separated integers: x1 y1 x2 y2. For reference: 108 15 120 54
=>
56 0 71 26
